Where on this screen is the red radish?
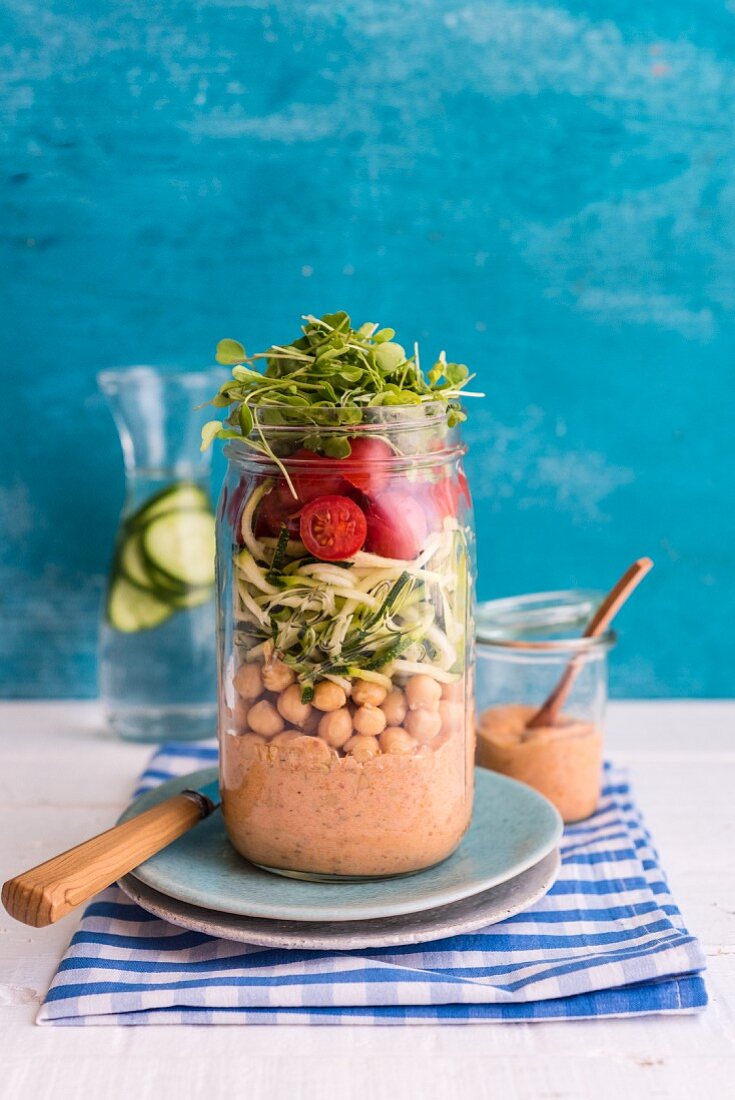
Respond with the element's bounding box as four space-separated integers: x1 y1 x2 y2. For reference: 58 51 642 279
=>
340 437 393 493
423 471 472 529
255 484 301 538
287 449 352 504
364 490 427 560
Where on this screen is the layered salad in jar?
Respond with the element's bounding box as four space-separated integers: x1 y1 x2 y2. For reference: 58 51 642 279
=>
203 312 480 879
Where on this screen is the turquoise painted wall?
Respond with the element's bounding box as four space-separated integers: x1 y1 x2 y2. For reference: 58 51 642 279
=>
1 1 733 697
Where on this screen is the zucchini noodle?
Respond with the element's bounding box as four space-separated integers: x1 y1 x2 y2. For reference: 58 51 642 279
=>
233 480 468 687
239 483 269 561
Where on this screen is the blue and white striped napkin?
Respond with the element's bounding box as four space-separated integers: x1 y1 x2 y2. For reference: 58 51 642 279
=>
37 744 706 1025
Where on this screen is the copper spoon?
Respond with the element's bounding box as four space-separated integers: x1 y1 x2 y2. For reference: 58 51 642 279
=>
525 556 654 732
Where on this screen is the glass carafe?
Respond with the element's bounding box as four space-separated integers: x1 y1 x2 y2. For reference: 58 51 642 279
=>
98 366 223 742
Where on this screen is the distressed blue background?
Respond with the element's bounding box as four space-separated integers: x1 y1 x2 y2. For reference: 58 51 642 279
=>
1 1 733 697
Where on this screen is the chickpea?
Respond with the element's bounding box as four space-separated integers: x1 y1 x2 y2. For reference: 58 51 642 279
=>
318 708 353 749
439 700 464 735
405 674 442 711
351 679 388 707
247 699 285 738
353 704 387 736
380 728 417 755
277 683 313 728
287 734 333 765
405 707 442 744
344 734 381 763
272 729 302 746
441 677 465 702
313 680 347 712
233 662 263 700
262 659 296 693
381 688 407 727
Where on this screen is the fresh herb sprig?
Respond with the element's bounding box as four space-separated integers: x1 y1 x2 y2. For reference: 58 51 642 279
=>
201 311 481 458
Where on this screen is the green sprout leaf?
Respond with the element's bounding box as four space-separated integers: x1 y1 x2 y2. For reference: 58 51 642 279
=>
216 339 247 365
321 437 352 459
238 403 253 436
200 420 224 451
374 342 406 372
320 311 351 332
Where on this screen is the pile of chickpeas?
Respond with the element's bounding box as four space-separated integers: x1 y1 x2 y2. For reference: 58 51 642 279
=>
228 656 465 764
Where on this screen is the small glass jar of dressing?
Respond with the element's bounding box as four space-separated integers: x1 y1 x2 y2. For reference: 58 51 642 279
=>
475 591 615 823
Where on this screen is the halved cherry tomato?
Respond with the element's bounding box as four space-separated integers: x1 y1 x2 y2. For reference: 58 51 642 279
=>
364 490 427 560
299 495 367 561
340 437 393 494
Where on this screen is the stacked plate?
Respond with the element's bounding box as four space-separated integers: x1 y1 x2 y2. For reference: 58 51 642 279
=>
118 767 563 949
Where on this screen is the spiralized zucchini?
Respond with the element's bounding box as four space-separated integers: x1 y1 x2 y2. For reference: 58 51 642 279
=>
233 486 468 692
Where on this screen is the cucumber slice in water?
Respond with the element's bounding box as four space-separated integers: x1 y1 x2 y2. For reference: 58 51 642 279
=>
117 530 157 591
107 576 173 633
145 558 190 595
142 510 216 588
117 532 211 607
167 585 212 610
128 482 210 530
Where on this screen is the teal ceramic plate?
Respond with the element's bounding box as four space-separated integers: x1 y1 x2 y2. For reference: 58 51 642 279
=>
120 766 562 923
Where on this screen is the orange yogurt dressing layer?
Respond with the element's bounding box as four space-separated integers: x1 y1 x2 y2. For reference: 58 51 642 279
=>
221 723 474 878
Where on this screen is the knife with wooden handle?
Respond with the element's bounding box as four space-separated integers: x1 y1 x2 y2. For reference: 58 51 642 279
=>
1 778 220 928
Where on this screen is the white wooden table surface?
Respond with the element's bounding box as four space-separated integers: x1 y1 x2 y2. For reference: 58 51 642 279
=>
0 701 733 1100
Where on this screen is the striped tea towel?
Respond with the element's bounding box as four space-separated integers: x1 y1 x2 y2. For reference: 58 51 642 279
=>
37 743 707 1025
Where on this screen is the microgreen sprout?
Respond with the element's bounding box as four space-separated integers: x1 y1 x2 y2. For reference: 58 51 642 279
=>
201 311 481 460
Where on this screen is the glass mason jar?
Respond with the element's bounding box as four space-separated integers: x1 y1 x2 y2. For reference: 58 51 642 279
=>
98 366 224 743
216 404 475 880
475 591 615 823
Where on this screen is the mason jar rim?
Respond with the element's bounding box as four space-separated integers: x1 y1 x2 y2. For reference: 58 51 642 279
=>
223 400 467 468
245 399 456 429
476 589 616 654
224 437 467 470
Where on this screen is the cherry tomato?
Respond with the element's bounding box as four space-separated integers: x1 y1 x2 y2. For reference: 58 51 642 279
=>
364 490 427 560
299 495 368 561
340 437 393 494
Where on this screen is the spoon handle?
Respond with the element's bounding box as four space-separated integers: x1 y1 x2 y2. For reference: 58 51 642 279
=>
526 557 654 731
1 793 209 928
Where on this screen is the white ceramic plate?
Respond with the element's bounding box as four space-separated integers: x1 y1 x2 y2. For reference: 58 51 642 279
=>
119 848 560 949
